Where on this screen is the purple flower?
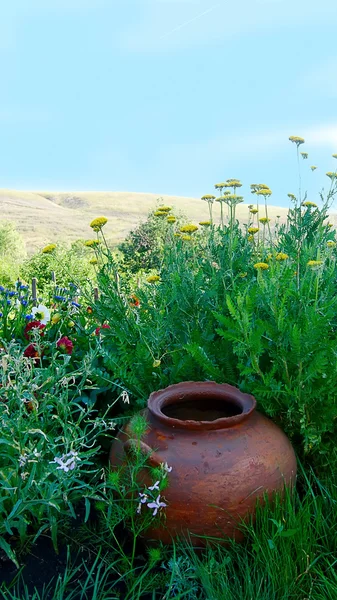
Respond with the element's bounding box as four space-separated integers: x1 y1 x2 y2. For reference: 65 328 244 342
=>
147 494 167 516
148 480 160 491
139 492 148 504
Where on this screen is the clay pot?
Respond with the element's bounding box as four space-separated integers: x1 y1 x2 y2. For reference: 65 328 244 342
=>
109 381 297 545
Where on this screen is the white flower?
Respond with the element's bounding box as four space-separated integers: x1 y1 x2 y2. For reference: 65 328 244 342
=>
148 480 160 491
139 492 148 504
120 390 130 404
136 502 142 514
162 462 173 473
50 450 80 473
147 494 167 516
32 304 51 325
19 453 28 468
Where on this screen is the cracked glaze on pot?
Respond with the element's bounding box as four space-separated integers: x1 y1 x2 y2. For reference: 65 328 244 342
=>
109 381 297 544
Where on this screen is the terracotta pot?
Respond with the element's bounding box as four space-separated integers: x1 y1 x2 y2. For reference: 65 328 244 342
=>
109 381 297 545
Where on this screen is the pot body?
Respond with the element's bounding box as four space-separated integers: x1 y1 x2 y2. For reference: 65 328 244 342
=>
109 382 297 544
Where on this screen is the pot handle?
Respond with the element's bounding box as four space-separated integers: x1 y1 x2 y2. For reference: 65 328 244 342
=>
123 439 163 467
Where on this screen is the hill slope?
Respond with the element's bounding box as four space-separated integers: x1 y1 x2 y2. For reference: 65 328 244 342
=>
0 189 319 254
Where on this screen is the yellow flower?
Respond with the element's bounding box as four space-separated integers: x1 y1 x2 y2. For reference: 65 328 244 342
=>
250 208 258 214
42 244 57 254
214 182 226 189
147 275 160 283
68 321 75 328
201 194 216 201
153 359 161 368
51 313 61 325
154 210 167 217
179 224 198 234
157 206 172 212
326 172 337 180
248 227 259 234
256 188 272 196
215 196 229 202
226 178 242 185
310 166 317 171
167 216 176 223
332 154 337 159
89 258 98 265
328 223 334 228
84 239 100 247
259 217 271 224
247 235 255 242
90 217 108 231
300 152 308 159
174 233 181 237
289 135 305 146
288 193 296 200
181 235 192 241
254 262 269 270
275 252 289 261
239 272 248 278
302 201 317 208
199 220 211 226
327 241 336 248
307 260 323 268
223 194 244 204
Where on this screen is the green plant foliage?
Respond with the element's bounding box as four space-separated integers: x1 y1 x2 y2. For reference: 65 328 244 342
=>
20 240 94 290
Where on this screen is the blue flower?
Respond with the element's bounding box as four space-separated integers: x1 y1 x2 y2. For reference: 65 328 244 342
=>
8 291 16 297
54 295 66 301
20 285 28 290
21 299 28 306
0 312 3 317
71 301 81 308
0 286 4 292
25 314 33 320
7 300 11 305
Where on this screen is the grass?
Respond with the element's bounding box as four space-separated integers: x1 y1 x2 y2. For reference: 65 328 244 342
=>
0 189 293 254
1 467 337 599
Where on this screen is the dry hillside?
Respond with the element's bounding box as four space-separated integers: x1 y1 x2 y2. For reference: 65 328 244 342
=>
1 189 333 255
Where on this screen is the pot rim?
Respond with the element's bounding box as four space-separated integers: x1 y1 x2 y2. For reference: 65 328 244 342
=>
147 381 256 430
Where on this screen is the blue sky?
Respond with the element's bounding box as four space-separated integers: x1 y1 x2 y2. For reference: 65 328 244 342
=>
1 0 337 207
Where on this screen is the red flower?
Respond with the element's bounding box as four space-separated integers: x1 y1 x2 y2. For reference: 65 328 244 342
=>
129 294 140 307
24 343 40 362
95 324 111 335
24 320 45 340
56 336 74 355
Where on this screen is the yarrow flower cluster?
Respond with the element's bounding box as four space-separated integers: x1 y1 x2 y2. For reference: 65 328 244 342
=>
275 252 289 261
307 260 323 268
147 275 160 283
84 239 100 247
179 225 198 234
42 244 57 254
302 201 318 208
289 135 305 146
90 217 108 232
254 262 269 270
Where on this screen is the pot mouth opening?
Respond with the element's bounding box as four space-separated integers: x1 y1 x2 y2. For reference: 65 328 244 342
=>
148 382 256 430
161 397 242 421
